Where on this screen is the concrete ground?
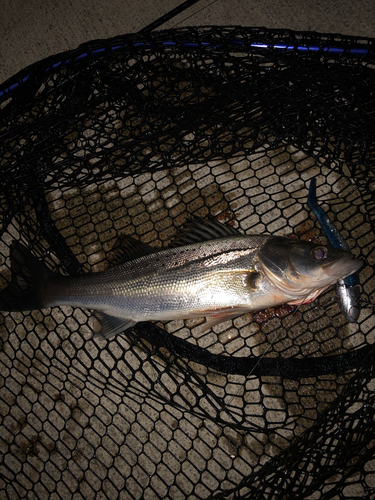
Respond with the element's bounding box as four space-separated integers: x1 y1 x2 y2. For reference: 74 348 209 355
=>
1 0 375 85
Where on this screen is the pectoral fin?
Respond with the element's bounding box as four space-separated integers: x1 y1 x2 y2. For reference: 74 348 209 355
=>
93 312 137 340
202 306 251 331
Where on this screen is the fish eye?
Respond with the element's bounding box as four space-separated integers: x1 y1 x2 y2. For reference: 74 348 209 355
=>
312 246 328 260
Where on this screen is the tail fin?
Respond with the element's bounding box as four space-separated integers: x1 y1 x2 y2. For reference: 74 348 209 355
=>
0 242 54 312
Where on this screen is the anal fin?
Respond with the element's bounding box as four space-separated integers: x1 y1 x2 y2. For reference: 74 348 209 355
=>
93 311 137 341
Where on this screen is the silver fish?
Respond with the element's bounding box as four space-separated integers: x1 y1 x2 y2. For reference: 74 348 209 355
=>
0 218 363 340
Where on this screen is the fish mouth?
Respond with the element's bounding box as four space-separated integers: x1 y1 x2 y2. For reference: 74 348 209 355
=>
323 254 363 280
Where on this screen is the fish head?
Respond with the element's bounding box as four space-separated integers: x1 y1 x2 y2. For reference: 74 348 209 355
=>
258 238 363 299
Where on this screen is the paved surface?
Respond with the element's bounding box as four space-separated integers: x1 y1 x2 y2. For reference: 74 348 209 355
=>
1 0 375 84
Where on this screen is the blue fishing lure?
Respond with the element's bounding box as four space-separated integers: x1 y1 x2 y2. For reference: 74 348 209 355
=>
307 179 360 322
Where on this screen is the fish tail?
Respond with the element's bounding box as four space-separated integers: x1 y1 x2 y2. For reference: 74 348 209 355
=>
307 178 318 210
0 242 54 312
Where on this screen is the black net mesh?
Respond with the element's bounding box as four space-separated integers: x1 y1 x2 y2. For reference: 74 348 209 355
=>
1 26 375 499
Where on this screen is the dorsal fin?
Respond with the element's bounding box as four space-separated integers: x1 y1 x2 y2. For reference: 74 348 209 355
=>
169 216 241 248
109 236 157 266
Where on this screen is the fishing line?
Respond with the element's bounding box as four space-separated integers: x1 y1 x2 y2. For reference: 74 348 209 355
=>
199 215 329 386
170 0 221 28
215 212 329 415
139 0 201 33
218 292 318 420
139 0 221 34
